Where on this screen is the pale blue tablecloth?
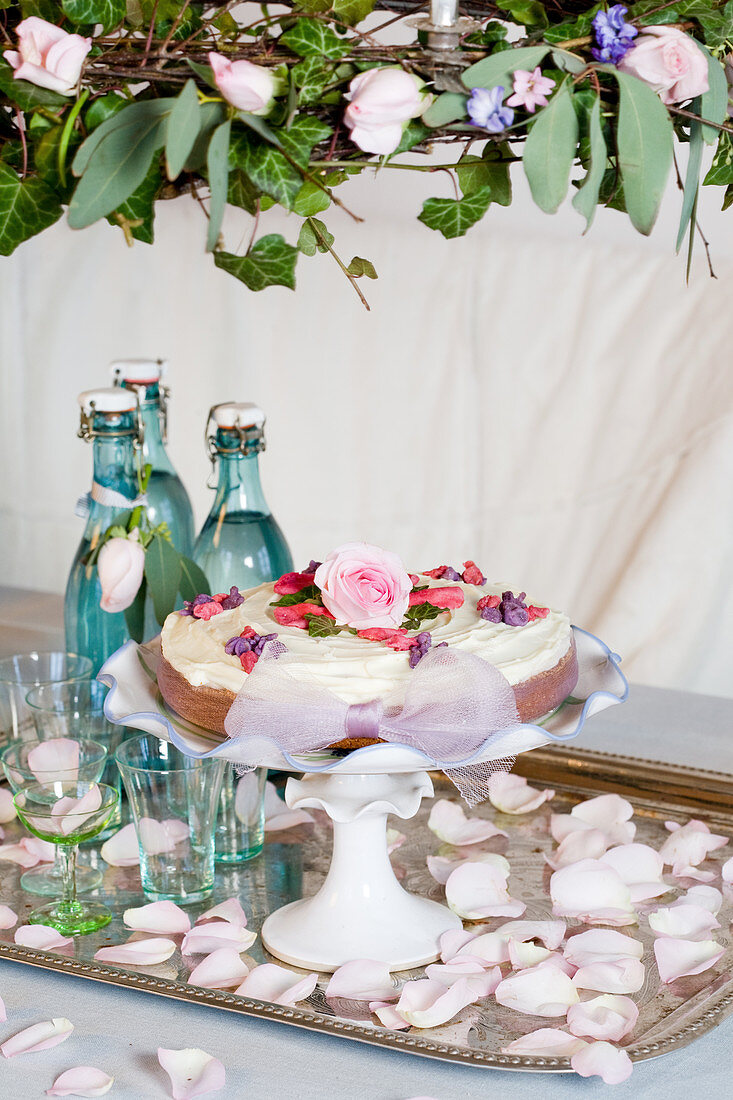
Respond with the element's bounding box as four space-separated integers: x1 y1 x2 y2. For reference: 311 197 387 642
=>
1 593 732 1098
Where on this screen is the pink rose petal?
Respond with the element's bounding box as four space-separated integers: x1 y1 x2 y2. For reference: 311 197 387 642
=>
445 861 525 920
494 920 566 951
235 963 317 1006
546 828 609 870
672 865 717 883
508 940 552 969
326 959 396 1002
27 739 80 785
188 947 252 990
571 794 634 833
648 903 720 940
140 817 189 854
600 843 670 903
501 1028 588 1056
395 977 482 1028
722 856 733 884
158 1047 226 1100
550 859 635 926
439 928 478 962
46 1066 114 1096
14 925 74 950
567 995 639 1042
1 1018 74 1058
563 929 643 967
123 900 191 935
572 957 645 994
571 1041 633 1083
677 884 723 914
0 904 18 929
100 823 140 866
654 937 724 983
195 898 248 928
23 837 55 862
0 787 16 822
0 841 43 867
94 937 177 966
424 959 494 987
659 820 728 873
182 923 256 956
370 1000 410 1029
52 784 103 836
0 993 5 1023
495 961 579 1016
264 782 314 831
428 799 507 845
427 851 509 886
488 773 554 814
456 932 510 965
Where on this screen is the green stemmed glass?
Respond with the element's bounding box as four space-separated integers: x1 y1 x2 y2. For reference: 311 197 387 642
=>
13 781 119 935
1 738 108 896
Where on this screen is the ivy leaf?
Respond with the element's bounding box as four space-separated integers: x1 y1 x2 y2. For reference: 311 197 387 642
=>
292 57 334 106
703 131 733 185
347 256 377 279
107 159 161 244
229 133 301 209
0 162 62 256
0 57 66 113
178 556 210 602
456 155 492 196
166 79 201 180
401 602 441 631
280 19 351 60
34 124 82 199
271 585 322 607
293 179 331 215
293 0 331 10
278 116 333 167
610 68 673 234
418 186 492 239
228 168 262 214
572 95 607 232
523 82 578 214
297 216 334 254
333 0 375 23
497 0 548 27
423 92 467 129
462 45 550 92
144 533 181 628
214 235 298 291
481 143 512 206
124 576 147 644
62 0 126 32
85 93 128 131
306 614 349 637
699 46 729 146
391 121 430 155
206 118 231 252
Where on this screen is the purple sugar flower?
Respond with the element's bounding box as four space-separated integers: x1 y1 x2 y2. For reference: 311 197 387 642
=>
442 567 462 582
303 560 322 573
467 86 514 133
225 635 252 657
500 590 529 627
408 632 448 668
219 586 244 610
180 593 213 616
591 5 638 64
480 606 503 623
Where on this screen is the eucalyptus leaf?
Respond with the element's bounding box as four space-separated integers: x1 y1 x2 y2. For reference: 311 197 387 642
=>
166 80 201 180
0 163 62 256
144 534 181 627
186 59 220 94
572 95 607 231
462 46 550 92
72 99 174 177
107 159 160 244
422 92 468 129
178 556 210 602
214 235 298 290
206 119 231 252
612 70 673 235
124 576 147 644
699 47 729 146
676 105 703 253
523 82 578 214
418 186 492 239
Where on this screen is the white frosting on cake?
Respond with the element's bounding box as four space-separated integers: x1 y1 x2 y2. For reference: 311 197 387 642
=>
161 578 573 706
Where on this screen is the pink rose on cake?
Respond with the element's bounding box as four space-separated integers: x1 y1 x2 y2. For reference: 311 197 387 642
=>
315 543 412 629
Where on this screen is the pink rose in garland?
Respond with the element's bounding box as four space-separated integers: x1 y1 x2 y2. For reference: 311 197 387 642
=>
209 52 276 115
618 27 708 105
5 18 91 96
344 69 429 156
315 543 412 629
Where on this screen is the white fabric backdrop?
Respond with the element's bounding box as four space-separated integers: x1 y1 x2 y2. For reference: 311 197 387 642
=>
1 154 732 697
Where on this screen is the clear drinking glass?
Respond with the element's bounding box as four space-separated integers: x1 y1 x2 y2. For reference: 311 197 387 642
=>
25 681 124 834
215 767 267 864
1 737 108 895
0 652 92 746
14 781 119 935
115 733 225 904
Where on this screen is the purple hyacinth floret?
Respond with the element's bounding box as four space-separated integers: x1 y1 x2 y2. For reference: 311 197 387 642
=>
179 593 212 616
591 5 638 64
467 86 514 133
501 590 529 627
408 631 448 668
442 567 462 582
480 605 503 623
219 586 244 610
303 560 322 573
225 630 280 660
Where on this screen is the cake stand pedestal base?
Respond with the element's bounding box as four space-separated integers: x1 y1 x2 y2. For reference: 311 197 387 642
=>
261 770 461 973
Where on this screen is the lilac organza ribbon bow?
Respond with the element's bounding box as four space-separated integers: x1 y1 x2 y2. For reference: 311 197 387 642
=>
222 644 522 801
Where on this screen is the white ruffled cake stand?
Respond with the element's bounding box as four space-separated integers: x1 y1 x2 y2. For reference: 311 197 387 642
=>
100 627 627 972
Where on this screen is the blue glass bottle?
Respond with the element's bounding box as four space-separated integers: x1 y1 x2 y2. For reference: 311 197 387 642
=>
193 403 293 593
112 360 194 557
64 389 144 676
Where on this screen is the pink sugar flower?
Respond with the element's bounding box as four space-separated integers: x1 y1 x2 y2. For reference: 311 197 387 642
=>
507 68 556 113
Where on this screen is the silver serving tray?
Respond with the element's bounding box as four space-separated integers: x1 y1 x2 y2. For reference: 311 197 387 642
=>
1 746 732 1073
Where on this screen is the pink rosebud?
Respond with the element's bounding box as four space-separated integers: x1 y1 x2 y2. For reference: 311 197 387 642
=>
5 17 91 96
209 51 276 115
315 543 412 629
97 534 145 614
344 68 429 156
618 27 708 105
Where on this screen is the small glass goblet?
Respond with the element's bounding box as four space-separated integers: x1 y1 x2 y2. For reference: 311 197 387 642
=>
13 781 119 935
0 651 92 746
2 738 108 896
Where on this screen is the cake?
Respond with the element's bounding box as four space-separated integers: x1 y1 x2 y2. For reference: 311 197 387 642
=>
158 544 578 747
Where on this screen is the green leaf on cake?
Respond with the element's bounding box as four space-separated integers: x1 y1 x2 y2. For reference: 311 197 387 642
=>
214 235 298 291
271 585 322 607
0 163 63 256
305 614 354 638
178 556 211 602
418 186 492 239
401 602 442 631
145 533 182 628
